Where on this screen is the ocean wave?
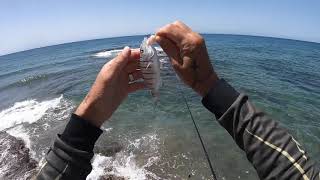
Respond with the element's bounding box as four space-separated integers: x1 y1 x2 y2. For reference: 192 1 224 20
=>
7 125 31 150
0 95 63 131
19 74 48 84
6 124 38 161
87 133 160 180
1 95 74 171
0 66 44 80
0 74 49 92
92 49 123 58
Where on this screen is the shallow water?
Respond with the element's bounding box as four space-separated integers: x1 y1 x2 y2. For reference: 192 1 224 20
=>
0 35 319 179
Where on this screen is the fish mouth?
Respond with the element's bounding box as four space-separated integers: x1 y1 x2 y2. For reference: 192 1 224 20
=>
140 37 156 61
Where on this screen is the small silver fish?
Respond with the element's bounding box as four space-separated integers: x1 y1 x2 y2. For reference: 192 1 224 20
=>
140 37 162 100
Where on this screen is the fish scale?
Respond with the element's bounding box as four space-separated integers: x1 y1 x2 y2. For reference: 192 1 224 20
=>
139 37 162 99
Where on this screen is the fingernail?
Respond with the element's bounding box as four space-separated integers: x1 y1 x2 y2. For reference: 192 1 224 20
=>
123 46 130 52
156 28 163 35
123 46 130 56
147 35 156 45
155 35 161 42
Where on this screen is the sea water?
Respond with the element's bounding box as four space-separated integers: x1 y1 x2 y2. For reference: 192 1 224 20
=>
0 35 319 179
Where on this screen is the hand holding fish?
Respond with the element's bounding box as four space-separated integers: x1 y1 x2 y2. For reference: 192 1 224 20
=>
74 21 219 127
75 47 145 127
155 21 219 97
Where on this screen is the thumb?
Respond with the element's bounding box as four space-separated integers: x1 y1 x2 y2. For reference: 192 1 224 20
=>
155 35 182 66
114 46 131 69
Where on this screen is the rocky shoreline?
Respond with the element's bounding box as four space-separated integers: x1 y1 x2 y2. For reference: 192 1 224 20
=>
0 131 38 179
0 131 127 180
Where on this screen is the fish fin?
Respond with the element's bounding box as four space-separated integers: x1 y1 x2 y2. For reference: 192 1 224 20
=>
151 91 160 103
146 62 152 69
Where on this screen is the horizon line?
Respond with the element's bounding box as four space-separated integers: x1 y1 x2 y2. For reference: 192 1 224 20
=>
1 33 319 57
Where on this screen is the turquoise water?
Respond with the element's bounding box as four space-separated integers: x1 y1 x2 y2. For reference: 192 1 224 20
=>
0 35 319 179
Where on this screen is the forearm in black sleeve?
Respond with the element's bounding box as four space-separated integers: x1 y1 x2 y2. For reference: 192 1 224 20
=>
36 114 103 180
202 79 319 180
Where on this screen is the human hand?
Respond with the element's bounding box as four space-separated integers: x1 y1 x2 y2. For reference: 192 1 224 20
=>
155 21 219 97
75 47 145 127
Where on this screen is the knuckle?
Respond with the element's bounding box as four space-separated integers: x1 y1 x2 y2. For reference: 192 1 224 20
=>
196 36 205 45
172 64 180 70
158 25 171 34
171 62 180 69
190 33 204 46
173 20 182 26
168 23 176 29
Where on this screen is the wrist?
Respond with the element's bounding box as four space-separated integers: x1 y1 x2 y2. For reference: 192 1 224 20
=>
61 114 103 152
75 99 109 128
195 73 219 97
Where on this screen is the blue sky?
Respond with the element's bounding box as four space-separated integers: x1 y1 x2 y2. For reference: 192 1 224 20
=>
1 0 319 55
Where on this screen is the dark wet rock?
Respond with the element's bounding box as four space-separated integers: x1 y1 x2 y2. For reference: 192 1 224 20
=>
100 174 125 180
0 131 38 180
94 142 123 157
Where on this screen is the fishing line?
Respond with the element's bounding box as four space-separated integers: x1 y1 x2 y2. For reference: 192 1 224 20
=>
177 85 218 180
154 47 217 179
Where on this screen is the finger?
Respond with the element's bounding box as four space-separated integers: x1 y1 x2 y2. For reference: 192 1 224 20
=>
131 48 140 52
114 46 131 69
155 36 180 60
128 70 143 81
182 56 194 70
147 35 156 45
155 35 182 65
128 82 146 93
125 60 139 73
156 23 185 45
130 49 140 60
173 20 191 31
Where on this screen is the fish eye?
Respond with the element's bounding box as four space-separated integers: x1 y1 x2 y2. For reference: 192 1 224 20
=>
140 49 144 53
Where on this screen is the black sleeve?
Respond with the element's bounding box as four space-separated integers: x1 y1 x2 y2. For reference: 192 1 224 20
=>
36 114 103 180
202 79 319 180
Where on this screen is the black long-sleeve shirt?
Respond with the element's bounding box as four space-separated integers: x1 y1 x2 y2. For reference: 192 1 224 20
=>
36 79 319 180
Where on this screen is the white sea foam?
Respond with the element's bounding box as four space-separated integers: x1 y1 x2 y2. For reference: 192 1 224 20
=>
87 152 159 180
0 134 14 178
0 95 63 131
104 127 113 132
0 130 37 180
1 95 67 161
6 125 38 160
93 49 123 58
87 133 160 180
6 125 31 149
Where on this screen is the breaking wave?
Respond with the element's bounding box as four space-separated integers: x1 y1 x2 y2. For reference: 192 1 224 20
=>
92 49 123 58
6 125 31 150
0 74 49 91
0 95 162 179
0 96 63 131
87 133 161 180
19 74 48 85
1 95 73 158
0 95 75 179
